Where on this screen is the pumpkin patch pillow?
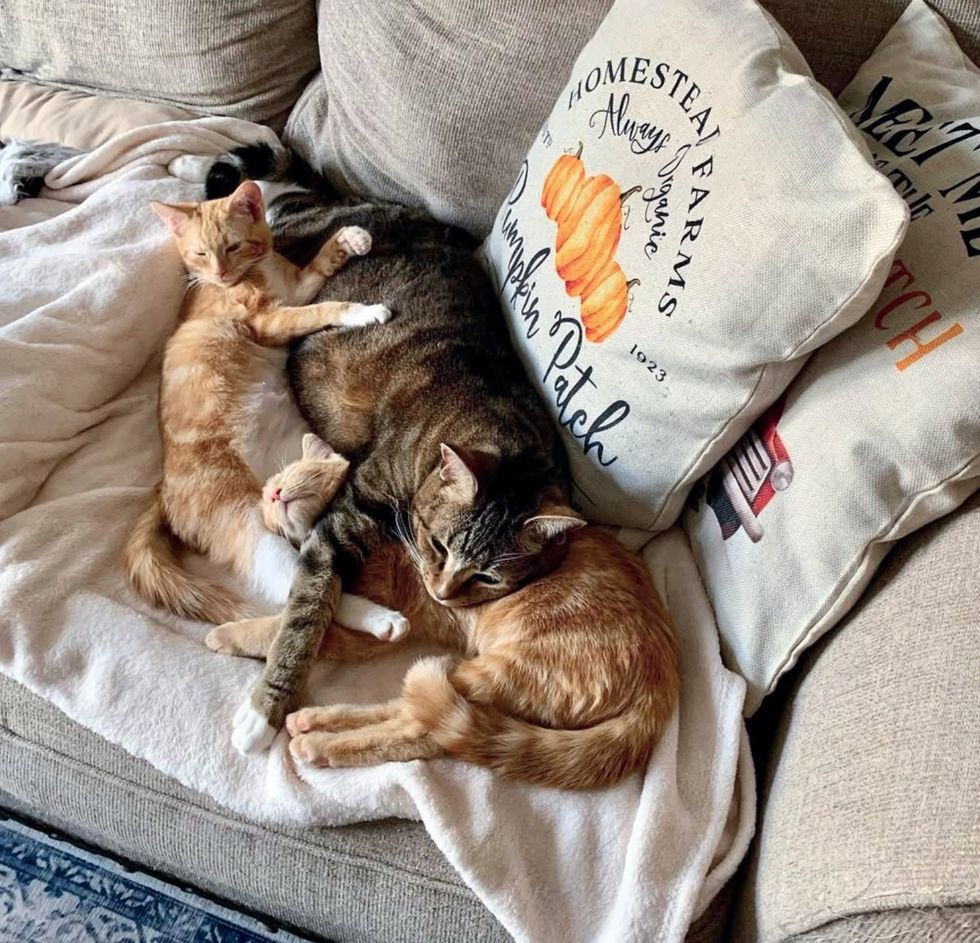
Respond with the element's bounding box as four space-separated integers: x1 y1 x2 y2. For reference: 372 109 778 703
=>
482 0 908 529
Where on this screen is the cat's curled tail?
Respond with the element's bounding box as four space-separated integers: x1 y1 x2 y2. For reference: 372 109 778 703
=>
403 657 674 790
123 486 248 624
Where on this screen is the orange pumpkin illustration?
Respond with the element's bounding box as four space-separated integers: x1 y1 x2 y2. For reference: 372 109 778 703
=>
541 144 639 343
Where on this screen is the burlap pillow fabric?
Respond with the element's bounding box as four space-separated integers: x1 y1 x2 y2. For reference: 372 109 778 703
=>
686 0 980 714
480 0 908 529
0 0 318 127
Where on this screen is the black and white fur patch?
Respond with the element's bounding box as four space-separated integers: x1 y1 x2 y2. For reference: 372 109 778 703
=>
166 143 343 265
0 138 83 205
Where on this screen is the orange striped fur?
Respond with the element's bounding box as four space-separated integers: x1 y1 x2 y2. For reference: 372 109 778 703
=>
123 181 389 622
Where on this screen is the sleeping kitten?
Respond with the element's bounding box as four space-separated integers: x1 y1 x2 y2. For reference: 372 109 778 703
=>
262 433 350 546
212 448 679 790
261 434 411 643
0 138 82 205
123 180 408 661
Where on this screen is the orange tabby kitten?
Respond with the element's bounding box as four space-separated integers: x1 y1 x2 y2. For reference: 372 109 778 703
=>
209 448 679 789
124 181 407 642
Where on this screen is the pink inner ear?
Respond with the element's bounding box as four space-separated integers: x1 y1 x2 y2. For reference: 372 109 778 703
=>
230 181 263 221
151 202 189 234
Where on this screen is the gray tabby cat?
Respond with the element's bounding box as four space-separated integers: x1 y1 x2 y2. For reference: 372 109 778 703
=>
174 146 577 752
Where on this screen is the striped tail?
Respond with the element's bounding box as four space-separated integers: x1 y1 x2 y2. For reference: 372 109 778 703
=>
122 486 249 624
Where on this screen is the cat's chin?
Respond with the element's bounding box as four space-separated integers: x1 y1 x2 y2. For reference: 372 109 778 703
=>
428 592 477 609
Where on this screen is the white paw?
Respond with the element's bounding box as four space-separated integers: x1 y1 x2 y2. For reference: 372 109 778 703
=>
336 226 372 256
231 699 278 755
341 303 392 327
167 155 212 183
364 609 410 642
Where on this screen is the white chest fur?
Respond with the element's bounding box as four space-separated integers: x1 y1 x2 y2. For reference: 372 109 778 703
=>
234 346 308 484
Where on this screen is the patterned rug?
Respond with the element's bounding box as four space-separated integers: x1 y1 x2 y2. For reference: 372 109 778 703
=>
0 813 319 942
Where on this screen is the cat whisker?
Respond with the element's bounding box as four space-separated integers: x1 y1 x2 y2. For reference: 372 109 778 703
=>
391 506 424 568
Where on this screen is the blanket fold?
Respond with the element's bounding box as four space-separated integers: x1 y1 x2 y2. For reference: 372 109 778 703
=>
0 118 753 943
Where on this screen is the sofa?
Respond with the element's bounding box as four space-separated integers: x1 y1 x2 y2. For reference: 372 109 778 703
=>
1 1 978 941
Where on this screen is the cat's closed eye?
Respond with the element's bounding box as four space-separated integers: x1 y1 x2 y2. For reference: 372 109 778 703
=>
226 242 241 252
471 573 500 585
195 250 208 258
429 535 447 557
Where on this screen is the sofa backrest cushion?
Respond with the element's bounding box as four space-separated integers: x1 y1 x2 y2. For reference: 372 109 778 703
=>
285 0 980 236
0 0 319 128
285 0 612 235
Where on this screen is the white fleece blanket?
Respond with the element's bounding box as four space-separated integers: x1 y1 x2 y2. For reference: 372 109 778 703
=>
0 118 754 943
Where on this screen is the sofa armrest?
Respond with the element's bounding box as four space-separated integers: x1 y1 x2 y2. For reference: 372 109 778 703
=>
732 492 980 943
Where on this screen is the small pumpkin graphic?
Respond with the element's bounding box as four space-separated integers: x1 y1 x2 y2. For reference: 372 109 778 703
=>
541 144 639 343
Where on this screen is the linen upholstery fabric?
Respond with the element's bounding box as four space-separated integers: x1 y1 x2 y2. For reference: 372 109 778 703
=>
285 1 980 238
0 80 192 150
0 674 510 943
0 0 319 128
481 0 907 528
777 909 980 943
686 0 980 713
0 668 736 943
284 0 613 235
730 490 980 942
760 0 980 95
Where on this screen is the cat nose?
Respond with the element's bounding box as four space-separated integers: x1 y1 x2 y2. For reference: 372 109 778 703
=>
432 578 453 601
270 487 282 502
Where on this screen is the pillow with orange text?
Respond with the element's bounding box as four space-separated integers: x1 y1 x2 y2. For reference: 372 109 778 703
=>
481 0 908 528
685 0 980 713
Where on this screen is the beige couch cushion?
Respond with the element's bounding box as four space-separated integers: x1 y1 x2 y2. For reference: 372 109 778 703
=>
284 0 613 234
288 0 980 237
0 0 319 128
0 80 192 150
761 0 980 94
731 490 980 942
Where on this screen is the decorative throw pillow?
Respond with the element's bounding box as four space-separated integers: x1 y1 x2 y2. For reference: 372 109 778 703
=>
685 0 980 714
480 0 908 529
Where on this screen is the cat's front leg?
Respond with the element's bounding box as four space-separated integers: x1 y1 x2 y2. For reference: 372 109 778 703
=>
249 301 391 345
335 593 410 641
206 614 280 658
291 226 373 303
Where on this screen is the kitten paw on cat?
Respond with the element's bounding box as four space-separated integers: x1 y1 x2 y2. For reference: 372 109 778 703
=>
336 226 372 257
340 303 393 327
205 624 245 656
359 608 409 641
231 699 278 754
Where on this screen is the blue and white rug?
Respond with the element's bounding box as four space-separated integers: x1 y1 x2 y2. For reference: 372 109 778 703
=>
0 814 318 942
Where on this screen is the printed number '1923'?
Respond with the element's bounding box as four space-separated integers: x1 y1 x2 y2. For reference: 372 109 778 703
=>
630 344 667 381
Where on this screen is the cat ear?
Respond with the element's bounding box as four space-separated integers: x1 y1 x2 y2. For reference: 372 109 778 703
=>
229 180 264 221
302 433 336 460
150 201 193 235
522 503 586 544
439 443 484 501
